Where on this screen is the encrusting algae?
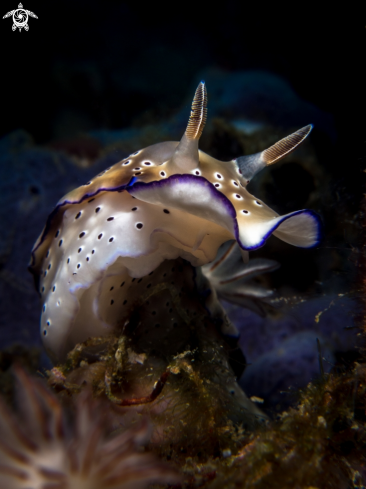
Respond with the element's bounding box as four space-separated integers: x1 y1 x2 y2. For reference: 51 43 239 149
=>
0 81 364 488
46 256 266 458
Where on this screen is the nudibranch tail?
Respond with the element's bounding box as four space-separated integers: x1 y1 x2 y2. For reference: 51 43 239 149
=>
170 81 207 172
235 124 313 182
185 80 207 141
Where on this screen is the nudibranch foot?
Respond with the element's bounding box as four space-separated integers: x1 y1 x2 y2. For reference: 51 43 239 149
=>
46 259 266 454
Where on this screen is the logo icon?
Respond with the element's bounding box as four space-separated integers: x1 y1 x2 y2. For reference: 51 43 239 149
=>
3 3 38 31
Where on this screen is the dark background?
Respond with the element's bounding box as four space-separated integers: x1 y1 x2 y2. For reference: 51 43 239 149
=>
0 2 364 153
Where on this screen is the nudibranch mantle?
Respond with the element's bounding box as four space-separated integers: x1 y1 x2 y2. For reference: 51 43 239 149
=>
29 81 321 361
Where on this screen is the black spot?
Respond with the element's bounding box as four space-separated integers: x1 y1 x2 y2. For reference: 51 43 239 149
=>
86 257 89 262
110 286 114 291
120 281 125 287
233 181 239 187
59 239 63 247
166 302 169 306
235 194 241 199
132 278 135 282
160 171 166 176
79 232 85 238
135 172 142 176
98 233 103 240
131 207 137 211
41 286 45 292
55 230 60 238
144 161 151 166
107 217 114 221
195 171 200 175
136 223 143 229
111 299 114 305
88 198 95 203
85 181 91 186
163 209 170 214
67 258 70 264
216 174 222 179
137 278 142 283
148 271 154 275
123 300 127 305
77 264 81 269
109 237 114 242
134 167 141 171
78 248 82 253
46 250 50 258
48 264 51 270
43 330 47 336
43 305 46 312
133 151 139 155
95 207 101 213
52 286 56 292
340 440 355 456
29 185 40 195
75 212 82 219
147 283 151 288
46 320 50 326
124 160 130 165
214 183 220 187
242 210 249 214
238 169 242 174
92 250 95 254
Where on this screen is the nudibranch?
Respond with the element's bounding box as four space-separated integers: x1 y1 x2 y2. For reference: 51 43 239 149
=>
29 81 321 361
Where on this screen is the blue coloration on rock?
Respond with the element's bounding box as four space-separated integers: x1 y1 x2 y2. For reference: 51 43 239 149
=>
222 295 360 408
